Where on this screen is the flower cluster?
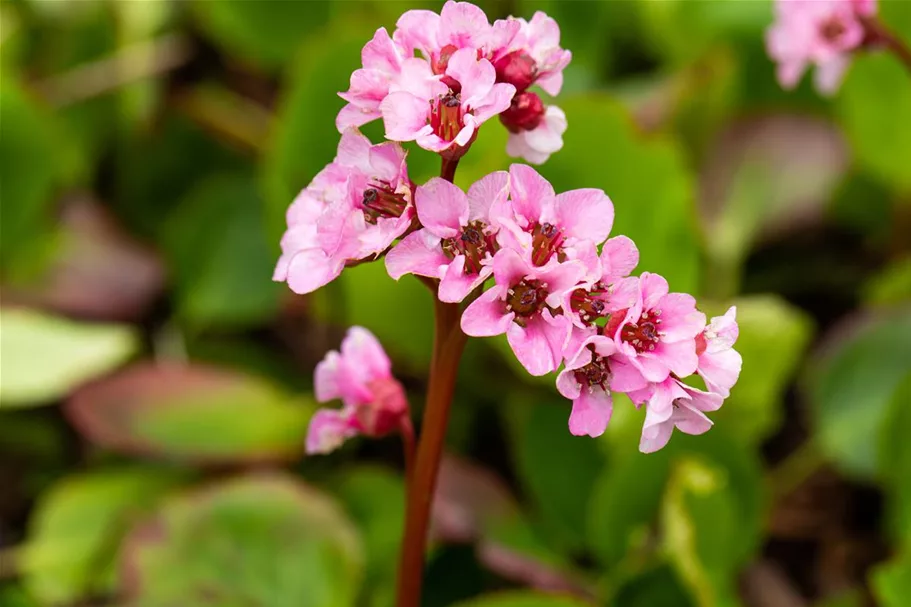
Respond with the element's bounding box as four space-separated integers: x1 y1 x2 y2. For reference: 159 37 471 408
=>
280 2 742 454
337 1 571 164
766 0 877 94
307 327 409 454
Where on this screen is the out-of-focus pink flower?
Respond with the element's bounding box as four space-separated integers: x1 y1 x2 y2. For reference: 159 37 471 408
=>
492 164 613 277
381 48 515 155
274 129 414 294
461 247 585 376
556 333 617 437
386 172 508 302
766 0 874 94
632 378 723 454
604 272 706 391
696 306 742 398
502 101 567 164
307 327 408 454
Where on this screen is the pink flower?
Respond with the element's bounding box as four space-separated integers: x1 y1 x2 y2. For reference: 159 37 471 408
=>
556 334 617 437
274 129 414 294
381 48 515 154
336 28 410 131
564 236 640 330
502 98 567 164
385 172 508 302
604 272 706 390
632 378 723 454
461 247 586 376
766 0 873 94
492 164 613 276
695 306 742 398
307 327 408 454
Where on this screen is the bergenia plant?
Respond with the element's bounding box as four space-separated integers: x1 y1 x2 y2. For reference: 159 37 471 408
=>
274 3 743 606
766 0 911 94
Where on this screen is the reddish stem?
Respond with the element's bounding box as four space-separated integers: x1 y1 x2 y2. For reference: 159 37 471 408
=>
864 16 911 73
395 157 466 607
400 417 416 489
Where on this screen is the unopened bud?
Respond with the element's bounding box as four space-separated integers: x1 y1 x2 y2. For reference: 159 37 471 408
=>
494 51 537 91
499 92 545 133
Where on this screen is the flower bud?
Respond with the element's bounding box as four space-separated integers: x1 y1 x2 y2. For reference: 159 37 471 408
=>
499 92 545 133
493 50 537 92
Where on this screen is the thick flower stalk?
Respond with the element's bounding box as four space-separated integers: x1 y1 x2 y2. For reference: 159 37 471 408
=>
274 3 743 607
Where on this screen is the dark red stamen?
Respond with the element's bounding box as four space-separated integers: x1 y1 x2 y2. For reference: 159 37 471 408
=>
621 310 662 353
430 92 463 142
362 186 408 224
530 221 563 266
570 286 608 325
441 220 498 274
505 278 549 327
574 349 611 391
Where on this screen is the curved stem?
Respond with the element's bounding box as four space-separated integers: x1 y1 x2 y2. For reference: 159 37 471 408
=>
396 299 467 607
865 16 911 73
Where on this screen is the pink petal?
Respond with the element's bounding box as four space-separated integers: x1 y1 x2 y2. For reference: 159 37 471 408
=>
609 356 648 393
285 248 345 295
416 178 469 236
461 287 512 336
467 171 509 222
507 164 555 227
314 351 344 403
342 326 392 381
554 188 614 245
705 306 739 352
439 1 491 49
306 408 358 455
638 410 674 454
336 103 381 131
698 348 742 398
385 230 447 280
813 55 849 95
672 405 713 436
470 82 517 124
506 316 560 376
448 49 496 107
491 247 532 287
556 367 583 400
638 272 669 310
381 92 430 141
361 27 402 73
600 236 639 282
394 10 440 57
438 256 491 303
653 338 699 378
506 105 567 164
368 142 407 184
536 71 564 97
568 389 613 438
655 293 706 342
537 259 587 304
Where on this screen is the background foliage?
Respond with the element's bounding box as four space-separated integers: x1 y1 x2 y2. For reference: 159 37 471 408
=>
1 1 910 606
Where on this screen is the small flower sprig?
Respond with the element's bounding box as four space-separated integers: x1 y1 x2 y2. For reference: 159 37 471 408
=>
273 3 742 606
767 0 911 95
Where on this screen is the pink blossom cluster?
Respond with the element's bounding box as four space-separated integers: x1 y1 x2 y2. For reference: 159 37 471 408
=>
337 1 571 164
766 0 877 94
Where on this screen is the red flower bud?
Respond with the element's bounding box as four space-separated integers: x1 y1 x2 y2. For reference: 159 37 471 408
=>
499 92 545 133
493 51 537 92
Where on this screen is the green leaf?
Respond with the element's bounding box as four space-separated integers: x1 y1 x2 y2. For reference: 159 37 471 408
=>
65 363 314 464
865 256 911 307
332 466 404 606
809 309 911 478
0 82 63 275
538 95 700 294
710 295 814 444
837 53 911 192
191 0 332 70
120 473 364 607
872 552 911 607
450 591 593 607
163 173 280 328
0 308 138 408
511 395 606 552
609 564 695 607
21 467 187 605
878 373 911 544
660 457 740 607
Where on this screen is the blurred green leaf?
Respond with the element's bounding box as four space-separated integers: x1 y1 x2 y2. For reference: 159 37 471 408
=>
450 591 593 607
837 53 911 193
0 586 40 607
872 551 911 607
191 0 331 70
809 308 911 478
865 256 911 307
21 466 187 605
0 82 63 275
660 457 740 607
609 564 695 607
878 373 911 544
333 466 404 607
0 308 138 408
163 173 280 329
65 362 313 464
711 295 813 445
539 95 700 294
314 261 435 371
511 396 606 553
120 473 363 607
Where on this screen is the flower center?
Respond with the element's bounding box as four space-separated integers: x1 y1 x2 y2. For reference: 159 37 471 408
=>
574 351 611 392
570 286 608 325
441 220 498 274
430 92 464 142
820 16 846 42
505 278 549 326
530 221 564 266
362 186 408 224
621 310 662 353
499 91 545 133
